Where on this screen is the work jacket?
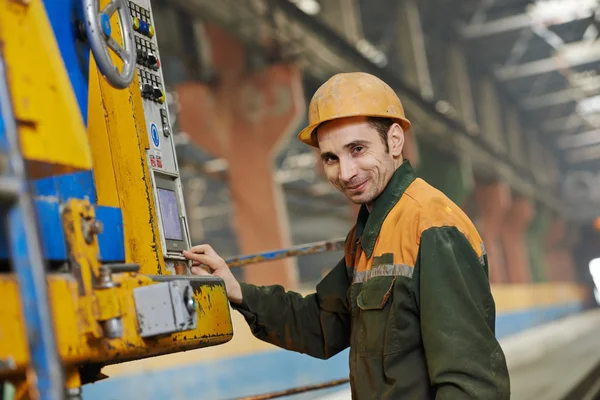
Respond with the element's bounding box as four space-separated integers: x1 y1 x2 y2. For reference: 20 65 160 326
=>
232 161 511 399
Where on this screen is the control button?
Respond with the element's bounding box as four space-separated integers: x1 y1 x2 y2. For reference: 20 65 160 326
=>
152 87 165 103
163 123 171 137
147 52 159 70
152 86 162 99
136 48 147 64
132 16 140 31
142 83 153 98
148 24 155 38
140 20 148 36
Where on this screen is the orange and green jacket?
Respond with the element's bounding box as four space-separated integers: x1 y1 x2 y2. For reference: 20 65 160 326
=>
232 161 511 399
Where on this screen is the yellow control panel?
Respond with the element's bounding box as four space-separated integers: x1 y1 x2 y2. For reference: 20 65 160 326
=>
0 1 233 398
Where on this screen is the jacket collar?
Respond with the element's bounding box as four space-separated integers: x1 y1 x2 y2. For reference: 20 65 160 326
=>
354 160 416 259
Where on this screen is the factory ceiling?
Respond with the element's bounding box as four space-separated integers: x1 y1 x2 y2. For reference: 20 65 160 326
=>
159 0 600 222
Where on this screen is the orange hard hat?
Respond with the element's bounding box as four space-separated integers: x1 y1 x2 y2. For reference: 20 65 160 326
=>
297 72 411 147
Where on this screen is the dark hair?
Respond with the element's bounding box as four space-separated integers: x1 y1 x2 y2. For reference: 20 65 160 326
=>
367 117 394 153
311 117 395 152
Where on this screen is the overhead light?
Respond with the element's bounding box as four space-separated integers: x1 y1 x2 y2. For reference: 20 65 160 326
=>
289 0 320 15
356 39 388 67
577 95 600 115
527 0 598 25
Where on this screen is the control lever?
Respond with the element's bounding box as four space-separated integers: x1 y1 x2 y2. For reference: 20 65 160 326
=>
95 263 141 289
83 0 136 89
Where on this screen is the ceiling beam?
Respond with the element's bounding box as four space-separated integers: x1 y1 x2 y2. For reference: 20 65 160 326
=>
460 1 597 40
541 115 586 132
494 42 600 81
556 129 600 149
522 87 586 110
565 143 600 164
460 14 532 39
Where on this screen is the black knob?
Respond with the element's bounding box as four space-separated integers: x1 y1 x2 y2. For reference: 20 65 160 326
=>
152 86 163 100
147 52 158 69
136 48 147 64
142 83 153 98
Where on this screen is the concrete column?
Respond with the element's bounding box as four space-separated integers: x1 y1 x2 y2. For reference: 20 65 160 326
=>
504 107 527 170
546 218 577 282
176 24 305 289
417 142 472 206
475 181 511 283
395 0 434 99
476 77 508 155
527 131 549 186
319 0 364 44
446 41 478 128
527 205 552 282
501 196 535 283
403 130 420 168
443 41 477 201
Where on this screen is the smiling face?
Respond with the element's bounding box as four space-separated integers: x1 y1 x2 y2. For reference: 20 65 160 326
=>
316 116 405 209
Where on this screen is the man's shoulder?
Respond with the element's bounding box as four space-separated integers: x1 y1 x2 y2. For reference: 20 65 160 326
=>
398 178 481 241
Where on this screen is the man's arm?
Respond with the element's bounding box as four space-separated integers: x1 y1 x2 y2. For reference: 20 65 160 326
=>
232 257 351 360
183 243 351 360
417 226 510 399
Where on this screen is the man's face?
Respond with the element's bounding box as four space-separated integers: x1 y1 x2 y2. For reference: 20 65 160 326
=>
317 117 404 207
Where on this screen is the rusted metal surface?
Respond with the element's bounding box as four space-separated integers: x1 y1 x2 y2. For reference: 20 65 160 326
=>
226 237 347 268
233 378 350 400
0 272 234 378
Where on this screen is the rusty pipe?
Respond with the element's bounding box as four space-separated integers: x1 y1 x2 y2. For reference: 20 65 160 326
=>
225 237 346 268
231 378 350 400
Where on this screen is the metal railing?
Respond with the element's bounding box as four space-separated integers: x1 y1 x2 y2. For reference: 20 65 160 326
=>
223 236 351 399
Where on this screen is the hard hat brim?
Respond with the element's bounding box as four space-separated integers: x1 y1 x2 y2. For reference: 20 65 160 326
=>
297 114 412 147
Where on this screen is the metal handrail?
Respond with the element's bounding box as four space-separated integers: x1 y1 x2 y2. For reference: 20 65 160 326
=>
231 378 350 400
225 237 347 268
222 237 350 399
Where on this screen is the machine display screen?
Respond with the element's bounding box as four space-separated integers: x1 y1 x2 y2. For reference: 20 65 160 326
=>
157 188 183 241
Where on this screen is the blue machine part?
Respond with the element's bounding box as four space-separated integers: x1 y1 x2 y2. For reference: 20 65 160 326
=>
0 45 65 399
95 206 126 262
34 170 98 204
43 0 91 124
0 100 5 152
0 199 125 262
23 171 124 261
38 3 127 262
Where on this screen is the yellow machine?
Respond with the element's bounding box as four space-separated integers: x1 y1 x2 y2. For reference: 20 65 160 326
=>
0 1 233 398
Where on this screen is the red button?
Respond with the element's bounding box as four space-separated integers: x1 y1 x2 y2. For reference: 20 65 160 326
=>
157 158 162 168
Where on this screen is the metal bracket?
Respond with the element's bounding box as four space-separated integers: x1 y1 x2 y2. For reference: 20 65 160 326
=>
133 280 197 338
93 264 140 339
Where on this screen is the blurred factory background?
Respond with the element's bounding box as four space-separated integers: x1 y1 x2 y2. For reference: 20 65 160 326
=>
82 0 600 399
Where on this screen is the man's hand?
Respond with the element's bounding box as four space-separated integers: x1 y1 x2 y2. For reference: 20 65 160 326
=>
182 244 243 305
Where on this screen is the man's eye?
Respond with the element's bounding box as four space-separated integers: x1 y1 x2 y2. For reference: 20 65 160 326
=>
352 146 364 154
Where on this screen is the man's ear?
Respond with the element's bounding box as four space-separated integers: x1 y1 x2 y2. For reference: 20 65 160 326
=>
388 123 404 158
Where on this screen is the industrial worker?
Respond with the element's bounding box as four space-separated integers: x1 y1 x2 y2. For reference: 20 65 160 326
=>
183 72 511 399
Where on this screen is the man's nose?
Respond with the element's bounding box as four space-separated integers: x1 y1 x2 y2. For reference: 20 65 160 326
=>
339 158 357 183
